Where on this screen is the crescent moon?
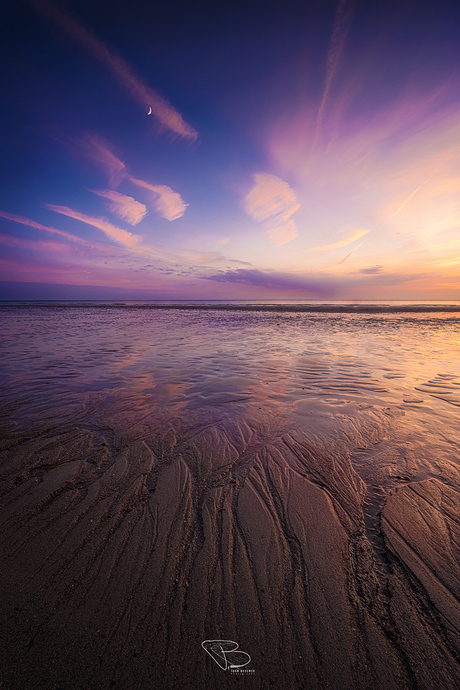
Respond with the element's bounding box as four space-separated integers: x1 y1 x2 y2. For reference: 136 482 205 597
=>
147 107 152 115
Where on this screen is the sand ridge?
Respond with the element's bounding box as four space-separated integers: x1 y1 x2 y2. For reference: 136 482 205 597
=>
1 409 460 689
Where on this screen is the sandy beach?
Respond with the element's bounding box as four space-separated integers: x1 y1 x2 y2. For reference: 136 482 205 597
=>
1 305 460 689
3 0 460 682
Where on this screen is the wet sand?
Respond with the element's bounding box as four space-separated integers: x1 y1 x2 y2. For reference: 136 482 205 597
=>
0 410 459 689
1 305 460 688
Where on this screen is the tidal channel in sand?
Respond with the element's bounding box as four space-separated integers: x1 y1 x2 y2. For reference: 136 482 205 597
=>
1 303 460 689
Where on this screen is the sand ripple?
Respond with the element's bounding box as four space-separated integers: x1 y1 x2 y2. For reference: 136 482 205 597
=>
0 407 459 689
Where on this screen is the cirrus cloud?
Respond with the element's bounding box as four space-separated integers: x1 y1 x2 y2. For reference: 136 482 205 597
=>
90 189 147 225
310 228 368 252
127 177 188 220
62 134 188 221
0 209 120 254
31 0 198 140
244 173 300 246
66 133 126 186
45 204 140 250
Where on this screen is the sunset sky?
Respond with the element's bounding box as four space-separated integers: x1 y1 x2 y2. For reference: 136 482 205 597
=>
1 0 460 300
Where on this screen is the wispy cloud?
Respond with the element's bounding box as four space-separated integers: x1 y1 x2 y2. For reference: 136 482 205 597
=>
31 0 198 140
62 134 188 221
203 268 337 296
336 248 358 265
267 220 298 247
310 228 368 252
66 133 126 186
90 189 147 225
128 177 188 220
315 0 355 143
345 270 427 288
0 209 118 253
244 173 300 246
268 93 460 281
0 258 91 282
182 250 227 264
0 232 76 255
63 135 188 220
244 174 299 222
45 204 180 264
0 210 82 243
45 205 140 250
383 178 431 224
358 265 384 274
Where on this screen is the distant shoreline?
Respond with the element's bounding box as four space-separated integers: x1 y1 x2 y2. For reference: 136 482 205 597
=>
1 302 460 313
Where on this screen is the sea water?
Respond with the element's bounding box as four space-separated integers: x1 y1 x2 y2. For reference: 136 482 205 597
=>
1 301 460 488
1 301 460 688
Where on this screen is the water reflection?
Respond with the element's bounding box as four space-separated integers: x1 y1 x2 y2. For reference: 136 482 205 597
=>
1 308 460 437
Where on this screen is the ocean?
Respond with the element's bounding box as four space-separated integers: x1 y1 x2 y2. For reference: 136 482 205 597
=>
1 301 460 689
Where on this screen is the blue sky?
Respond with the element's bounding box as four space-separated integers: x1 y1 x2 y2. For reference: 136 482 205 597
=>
1 0 460 299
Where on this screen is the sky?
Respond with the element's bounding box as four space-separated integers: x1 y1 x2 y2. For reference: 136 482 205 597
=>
1 0 460 300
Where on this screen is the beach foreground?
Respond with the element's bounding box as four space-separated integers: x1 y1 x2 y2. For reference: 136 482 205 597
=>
1 305 460 688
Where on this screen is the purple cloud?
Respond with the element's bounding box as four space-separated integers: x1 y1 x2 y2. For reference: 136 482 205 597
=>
202 269 337 296
358 265 384 274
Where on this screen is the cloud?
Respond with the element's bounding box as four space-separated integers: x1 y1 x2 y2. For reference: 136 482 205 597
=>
228 259 253 266
182 250 227 264
0 209 118 253
358 265 384 274
45 204 179 263
179 251 251 267
128 177 187 220
0 210 83 243
383 178 431 225
244 174 299 222
90 189 147 225
31 0 198 140
61 134 188 220
315 0 356 143
267 220 298 247
310 228 368 252
45 205 140 250
244 173 300 246
345 271 426 287
67 133 126 186
0 232 76 255
202 268 337 296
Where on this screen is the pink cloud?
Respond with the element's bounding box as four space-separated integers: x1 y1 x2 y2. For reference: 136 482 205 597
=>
45 205 140 250
61 135 187 221
0 209 85 244
0 209 119 253
310 228 368 252
128 176 188 220
0 258 83 281
244 173 299 222
44 204 179 263
68 133 126 186
244 173 300 246
267 220 299 247
0 232 75 255
90 189 147 225
181 250 227 264
31 1 197 140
